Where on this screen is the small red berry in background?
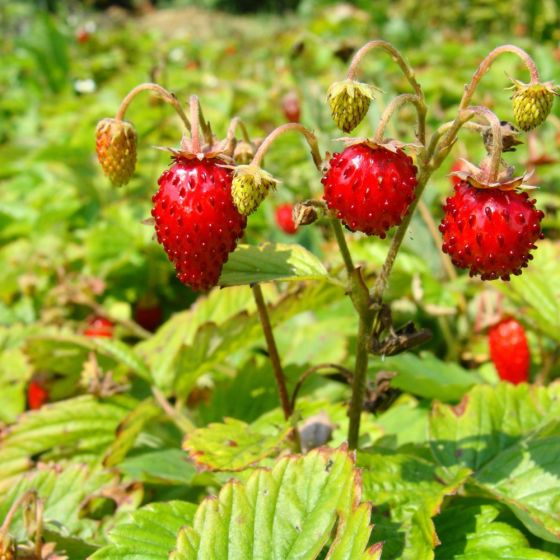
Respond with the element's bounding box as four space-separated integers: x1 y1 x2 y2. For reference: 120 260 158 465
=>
135 302 163 332
27 380 49 410
76 28 90 44
488 318 530 384
84 316 114 338
275 203 298 234
282 91 301 123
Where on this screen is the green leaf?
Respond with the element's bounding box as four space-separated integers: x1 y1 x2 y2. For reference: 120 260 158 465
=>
435 503 559 559
497 241 560 340
429 383 560 471
103 399 161 468
183 417 292 471
0 395 130 491
26 334 151 380
91 501 197 560
430 383 560 543
219 242 331 286
359 450 471 560
370 352 479 402
474 432 560 544
170 447 381 560
0 464 117 541
137 282 342 395
119 448 197 485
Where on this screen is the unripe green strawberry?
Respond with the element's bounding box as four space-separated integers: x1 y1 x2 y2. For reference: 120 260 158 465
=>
95 118 137 186
231 165 279 216
327 80 377 133
511 80 558 131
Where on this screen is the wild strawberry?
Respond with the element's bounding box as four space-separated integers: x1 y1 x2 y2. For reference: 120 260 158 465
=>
152 157 246 291
27 379 49 410
95 118 137 186
489 318 530 384
440 181 544 280
282 91 301 123
231 165 278 216
322 143 418 238
84 316 114 338
135 302 163 332
327 80 377 133
275 203 298 234
511 79 558 131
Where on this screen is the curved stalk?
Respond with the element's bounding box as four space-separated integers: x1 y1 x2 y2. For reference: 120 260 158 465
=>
251 123 323 171
374 93 425 144
459 44 540 111
115 82 191 131
346 40 427 143
226 116 252 144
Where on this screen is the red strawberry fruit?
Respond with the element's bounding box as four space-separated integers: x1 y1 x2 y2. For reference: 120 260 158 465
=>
27 380 49 410
135 302 163 332
489 318 530 384
282 91 301 123
322 144 417 238
440 181 544 280
84 316 114 338
151 157 246 291
275 203 298 234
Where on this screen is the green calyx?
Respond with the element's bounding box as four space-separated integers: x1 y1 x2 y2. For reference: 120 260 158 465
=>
231 165 279 216
327 80 378 133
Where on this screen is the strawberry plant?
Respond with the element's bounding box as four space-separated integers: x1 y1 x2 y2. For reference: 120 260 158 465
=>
2 6 560 559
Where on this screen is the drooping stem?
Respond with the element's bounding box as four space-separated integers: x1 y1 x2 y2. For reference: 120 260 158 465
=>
347 40 422 98
459 44 540 111
33 498 44 559
346 40 427 143
374 93 425 144
252 284 292 420
226 116 252 144
115 82 191 131
251 123 323 171
331 219 355 276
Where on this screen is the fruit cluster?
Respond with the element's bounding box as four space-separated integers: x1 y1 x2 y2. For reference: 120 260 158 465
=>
95 43 556 293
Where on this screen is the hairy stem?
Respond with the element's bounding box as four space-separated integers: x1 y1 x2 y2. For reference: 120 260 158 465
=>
115 82 191 131
331 219 355 276
189 95 202 153
252 284 292 420
252 123 323 170
1 490 37 533
459 44 540 111
347 268 375 450
346 40 427 143
374 93 425 144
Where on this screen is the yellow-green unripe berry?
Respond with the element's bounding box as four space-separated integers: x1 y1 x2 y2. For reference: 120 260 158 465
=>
231 165 279 216
327 80 377 133
95 118 137 186
511 80 557 132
